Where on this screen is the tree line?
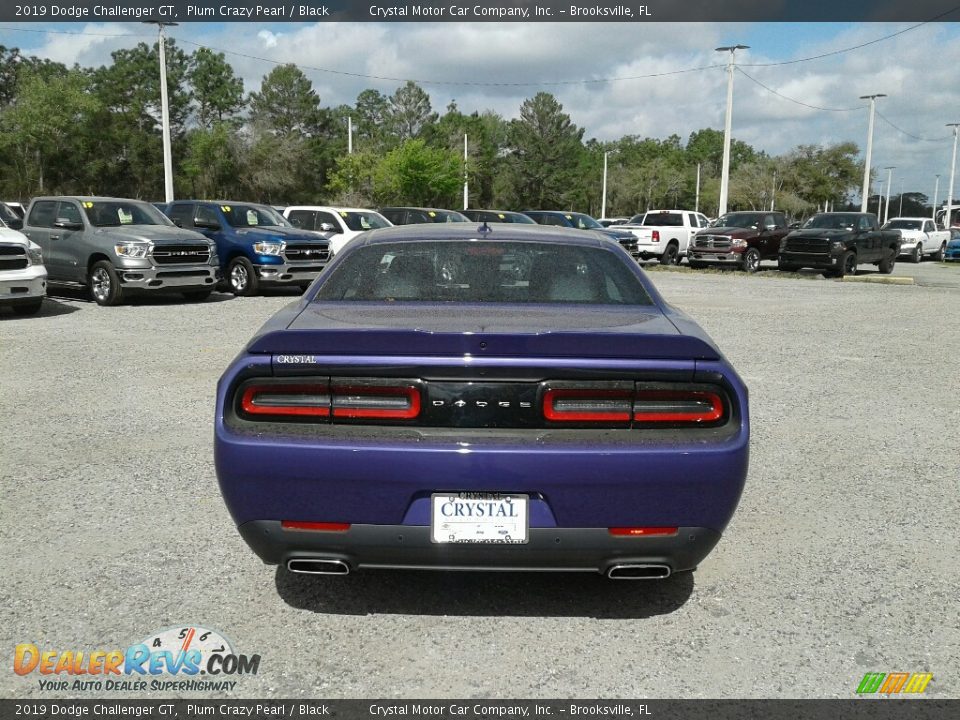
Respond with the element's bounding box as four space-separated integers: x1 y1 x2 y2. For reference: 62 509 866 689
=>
0 40 928 217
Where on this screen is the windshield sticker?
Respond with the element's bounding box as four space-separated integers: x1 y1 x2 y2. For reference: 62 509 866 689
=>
118 209 133 224
82 202 93 208
428 211 436 217
340 211 348 218
220 205 231 212
246 210 258 226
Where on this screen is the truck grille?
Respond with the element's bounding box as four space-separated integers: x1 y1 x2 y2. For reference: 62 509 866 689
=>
695 235 732 249
785 237 829 253
152 244 211 265
284 244 330 262
617 238 638 253
0 244 28 270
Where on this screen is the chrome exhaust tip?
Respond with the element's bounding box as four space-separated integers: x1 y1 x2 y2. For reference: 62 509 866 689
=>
606 563 671 580
286 558 351 575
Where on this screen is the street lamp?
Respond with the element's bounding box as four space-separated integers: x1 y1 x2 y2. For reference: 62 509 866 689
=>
715 44 749 216
859 94 886 212
144 20 178 203
601 149 618 220
883 167 895 224
932 174 940 222
946 123 960 228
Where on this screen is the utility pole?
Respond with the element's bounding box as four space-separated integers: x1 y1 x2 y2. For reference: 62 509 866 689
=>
144 20 178 203
715 44 749 216
878 180 885 218
859 94 886 212
883 167 895 224
347 116 353 154
771 171 776 211
463 133 468 211
601 150 618 219
695 163 701 213
947 123 960 228
932 174 940 222
898 180 904 216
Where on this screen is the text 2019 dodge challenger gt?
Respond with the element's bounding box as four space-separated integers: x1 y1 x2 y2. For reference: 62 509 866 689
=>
215 224 749 580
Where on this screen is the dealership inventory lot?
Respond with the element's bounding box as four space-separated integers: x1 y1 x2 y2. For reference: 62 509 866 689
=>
1 272 957 698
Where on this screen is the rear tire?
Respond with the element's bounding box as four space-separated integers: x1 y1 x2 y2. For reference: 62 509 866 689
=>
878 247 896 274
934 242 945 261
11 299 43 316
911 244 923 263
227 257 258 296
660 242 679 265
89 260 124 306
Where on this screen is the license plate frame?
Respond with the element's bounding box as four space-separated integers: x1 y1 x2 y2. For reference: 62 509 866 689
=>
430 492 529 544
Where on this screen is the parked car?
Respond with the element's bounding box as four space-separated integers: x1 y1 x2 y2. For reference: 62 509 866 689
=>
522 210 641 258
599 217 630 227
618 210 711 265
379 207 470 225
163 201 331 295
282 206 392 256
22 196 219 306
944 229 960 262
0 224 46 315
1 202 24 230
462 209 536 224
882 217 950 263
2 201 26 219
214 224 750 580
778 212 901 277
688 211 790 272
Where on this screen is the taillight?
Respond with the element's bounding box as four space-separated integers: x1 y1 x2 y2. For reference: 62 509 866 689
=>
237 378 421 422
281 521 351 532
332 382 421 419
541 383 633 424
651 230 660 243
240 382 331 417
541 382 726 427
633 387 723 425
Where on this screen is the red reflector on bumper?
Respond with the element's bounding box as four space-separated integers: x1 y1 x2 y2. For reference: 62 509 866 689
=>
608 527 679 537
281 521 351 532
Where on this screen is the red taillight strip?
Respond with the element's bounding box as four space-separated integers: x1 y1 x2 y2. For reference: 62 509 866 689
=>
240 384 331 417
542 388 633 422
331 384 421 419
281 521 351 532
609 527 679 537
632 390 724 424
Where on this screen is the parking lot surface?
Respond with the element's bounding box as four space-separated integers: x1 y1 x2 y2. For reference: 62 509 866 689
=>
1 270 957 698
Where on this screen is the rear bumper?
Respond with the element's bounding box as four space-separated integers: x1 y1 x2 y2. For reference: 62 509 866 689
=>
239 521 721 574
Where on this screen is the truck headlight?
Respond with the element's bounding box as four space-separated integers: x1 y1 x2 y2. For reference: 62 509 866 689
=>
831 240 844 251
731 239 748 249
27 247 43 265
779 239 788 251
253 242 284 256
114 242 150 258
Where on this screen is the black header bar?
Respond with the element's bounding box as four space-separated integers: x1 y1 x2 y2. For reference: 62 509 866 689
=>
3 1 960 23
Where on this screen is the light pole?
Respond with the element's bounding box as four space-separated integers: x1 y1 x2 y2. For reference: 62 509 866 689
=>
947 123 960 228
877 180 885 218
695 162 701 213
859 94 886 212
898 180 904 216
463 133 469 211
932 174 940 222
883 167 895 224
347 116 353 154
601 149 618 219
144 21 178 203
716 44 749 216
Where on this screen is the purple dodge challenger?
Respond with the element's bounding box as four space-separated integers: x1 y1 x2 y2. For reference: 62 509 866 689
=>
215 223 749 580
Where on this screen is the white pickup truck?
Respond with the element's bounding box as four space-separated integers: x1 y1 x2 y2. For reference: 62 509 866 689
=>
0 225 46 315
618 209 711 264
883 217 950 263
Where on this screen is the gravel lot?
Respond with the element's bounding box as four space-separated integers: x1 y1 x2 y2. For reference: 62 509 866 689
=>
1 267 958 699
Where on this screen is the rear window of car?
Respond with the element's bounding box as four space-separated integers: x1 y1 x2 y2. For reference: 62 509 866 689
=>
314 241 652 305
641 212 684 227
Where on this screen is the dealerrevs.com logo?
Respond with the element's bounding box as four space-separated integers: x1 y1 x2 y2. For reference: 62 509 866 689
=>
14 626 261 693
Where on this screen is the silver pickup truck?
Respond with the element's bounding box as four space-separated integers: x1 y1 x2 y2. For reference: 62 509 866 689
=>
22 196 219 306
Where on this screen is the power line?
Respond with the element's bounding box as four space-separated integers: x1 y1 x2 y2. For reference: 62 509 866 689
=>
738 5 960 67
735 67 863 112
875 110 953 142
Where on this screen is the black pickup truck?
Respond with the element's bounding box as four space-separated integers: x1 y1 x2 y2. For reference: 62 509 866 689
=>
778 212 902 277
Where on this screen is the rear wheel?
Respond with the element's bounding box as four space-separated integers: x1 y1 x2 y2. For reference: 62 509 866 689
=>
934 242 945 261
878 247 896 274
11 299 43 316
911 244 923 263
660 242 679 265
741 248 761 273
227 257 258 296
89 260 124 306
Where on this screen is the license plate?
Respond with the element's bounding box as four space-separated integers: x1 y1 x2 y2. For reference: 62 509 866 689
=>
430 493 529 544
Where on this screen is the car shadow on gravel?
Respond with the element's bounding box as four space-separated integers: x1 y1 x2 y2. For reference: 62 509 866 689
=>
0 297 78 319
274 567 694 618
46 286 236 305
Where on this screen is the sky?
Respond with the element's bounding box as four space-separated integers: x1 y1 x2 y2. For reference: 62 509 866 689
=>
1 19 959 203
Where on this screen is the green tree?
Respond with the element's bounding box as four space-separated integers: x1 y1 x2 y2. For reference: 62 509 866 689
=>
387 81 437 141
188 48 244 127
502 92 585 208
373 139 461 206
353 88 390 149
180 123 241 198
248 64 321 136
